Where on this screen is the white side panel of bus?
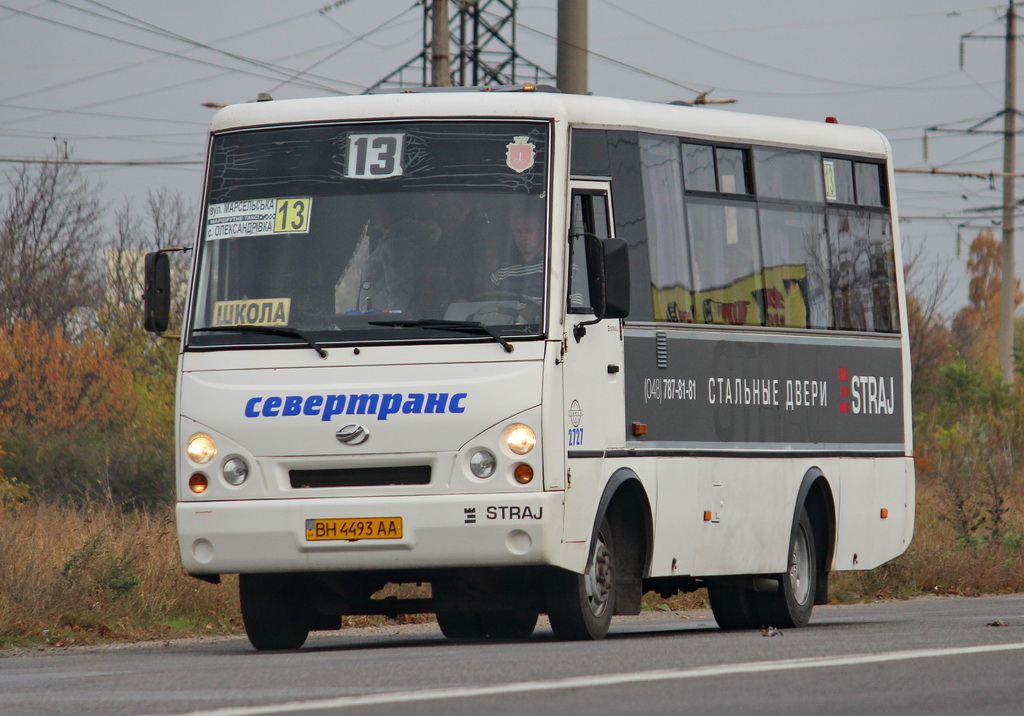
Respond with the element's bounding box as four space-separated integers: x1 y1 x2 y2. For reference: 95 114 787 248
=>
650 457 795 577
832 457 913 571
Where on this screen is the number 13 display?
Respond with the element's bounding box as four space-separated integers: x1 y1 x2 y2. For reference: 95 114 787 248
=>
346 133 405 179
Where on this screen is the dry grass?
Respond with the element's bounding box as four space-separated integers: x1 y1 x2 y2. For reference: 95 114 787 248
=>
831 477 1024 601
2 475 1023 646
0 502 239 647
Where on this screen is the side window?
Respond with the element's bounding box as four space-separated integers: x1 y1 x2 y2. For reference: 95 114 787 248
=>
682 143 716 191
640 134 693 323
758 204 831 329
855 162 885 207
716 148 749 195
682 143 751 195
823 158 855 203
568 191 610 312
753 148 822 202
687 197 762 326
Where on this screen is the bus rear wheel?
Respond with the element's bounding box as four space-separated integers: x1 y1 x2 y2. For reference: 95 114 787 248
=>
239 574 310 651
708 507 818 631
436 611 487 639
437 609 538 640
757 508 817 628
546 517 616 640
482 609 538 639
708 584 760 630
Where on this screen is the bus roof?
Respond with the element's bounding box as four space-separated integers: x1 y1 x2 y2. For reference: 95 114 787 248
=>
209 90 891 159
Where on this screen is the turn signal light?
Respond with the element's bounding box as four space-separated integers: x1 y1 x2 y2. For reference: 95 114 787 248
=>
513 464 534 484
189 473 209 494
880 508 889 519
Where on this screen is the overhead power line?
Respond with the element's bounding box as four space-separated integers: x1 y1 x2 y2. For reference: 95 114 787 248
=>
0 2 354 101
0 156 201 166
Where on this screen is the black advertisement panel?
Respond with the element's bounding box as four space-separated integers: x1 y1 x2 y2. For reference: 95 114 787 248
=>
623 327 906 453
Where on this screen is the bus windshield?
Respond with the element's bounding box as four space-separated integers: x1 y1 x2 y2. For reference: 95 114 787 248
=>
189 120 550 350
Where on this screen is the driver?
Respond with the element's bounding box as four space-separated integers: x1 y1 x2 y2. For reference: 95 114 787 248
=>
488 210 545 302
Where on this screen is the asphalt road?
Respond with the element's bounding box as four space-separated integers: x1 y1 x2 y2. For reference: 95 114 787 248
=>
3 595 1024 715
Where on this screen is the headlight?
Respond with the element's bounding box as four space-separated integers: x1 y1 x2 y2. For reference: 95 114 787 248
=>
186 433 217 465
504 424 536 455
222 457 249 486
469 449 497 478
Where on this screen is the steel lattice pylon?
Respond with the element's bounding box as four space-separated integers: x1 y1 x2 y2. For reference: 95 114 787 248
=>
366 0 555 92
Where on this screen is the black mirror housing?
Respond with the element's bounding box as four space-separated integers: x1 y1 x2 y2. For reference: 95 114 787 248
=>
584 235 630 320
143 251 171 333
600 237 630 319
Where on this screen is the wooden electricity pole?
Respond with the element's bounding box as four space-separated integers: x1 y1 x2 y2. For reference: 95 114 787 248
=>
950 1 1021 382
999 0 1017 383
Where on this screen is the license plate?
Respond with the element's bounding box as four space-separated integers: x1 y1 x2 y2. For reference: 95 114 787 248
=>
304 517 403 541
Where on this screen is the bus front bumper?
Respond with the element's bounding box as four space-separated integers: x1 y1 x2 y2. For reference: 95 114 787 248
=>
176 491 566 575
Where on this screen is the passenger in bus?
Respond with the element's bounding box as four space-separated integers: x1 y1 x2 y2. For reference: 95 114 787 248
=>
358 204 445 314
429 192 492 296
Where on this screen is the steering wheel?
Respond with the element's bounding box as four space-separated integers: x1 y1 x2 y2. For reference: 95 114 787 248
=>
467 291 543 324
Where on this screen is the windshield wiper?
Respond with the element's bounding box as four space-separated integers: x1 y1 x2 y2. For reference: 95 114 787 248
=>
194 325 328 359
368 319 514 353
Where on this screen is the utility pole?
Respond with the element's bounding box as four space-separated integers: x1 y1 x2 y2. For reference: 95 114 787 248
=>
935 2 1023 382
999 0 1017 383
557 0 588 94
431 0 451 87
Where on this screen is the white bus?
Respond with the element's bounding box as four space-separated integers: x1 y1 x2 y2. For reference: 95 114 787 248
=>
144 86 914 650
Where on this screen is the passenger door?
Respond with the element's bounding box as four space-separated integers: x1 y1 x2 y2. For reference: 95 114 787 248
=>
561 181 627 542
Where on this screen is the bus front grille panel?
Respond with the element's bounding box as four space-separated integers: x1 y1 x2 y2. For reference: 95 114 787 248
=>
289 466 431 488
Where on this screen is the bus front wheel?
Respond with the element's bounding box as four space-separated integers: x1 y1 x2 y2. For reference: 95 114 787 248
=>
546 517 616 640
239 574 310 651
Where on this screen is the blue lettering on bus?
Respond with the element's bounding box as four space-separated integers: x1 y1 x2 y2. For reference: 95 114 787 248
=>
242 392 469 421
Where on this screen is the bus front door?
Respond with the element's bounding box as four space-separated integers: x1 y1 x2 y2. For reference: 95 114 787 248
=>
561 182 627 544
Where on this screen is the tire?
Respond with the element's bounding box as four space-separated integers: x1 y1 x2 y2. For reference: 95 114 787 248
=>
708 584 760 630
546 517 616 640
482 609 538 640
239 574 310 651
437 609 538 640
436 611 487 639
756 508 817 628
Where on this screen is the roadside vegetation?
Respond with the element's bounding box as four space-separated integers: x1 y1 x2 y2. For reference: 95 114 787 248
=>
2 158 1024 646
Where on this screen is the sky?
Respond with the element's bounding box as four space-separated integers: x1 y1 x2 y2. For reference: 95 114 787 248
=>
0 0 1021 314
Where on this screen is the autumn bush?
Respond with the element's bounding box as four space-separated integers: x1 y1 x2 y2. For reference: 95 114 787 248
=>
0 320 174 506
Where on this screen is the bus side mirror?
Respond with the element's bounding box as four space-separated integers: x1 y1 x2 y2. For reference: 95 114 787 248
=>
585 235 630 320
143 251 171 334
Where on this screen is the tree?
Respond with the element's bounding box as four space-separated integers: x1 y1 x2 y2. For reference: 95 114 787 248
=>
902 238 954 410
951 231 1023 369
0 157 103 335
0 320 139 502
90 190 194 506
100 190 193 362
0 321 134 434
